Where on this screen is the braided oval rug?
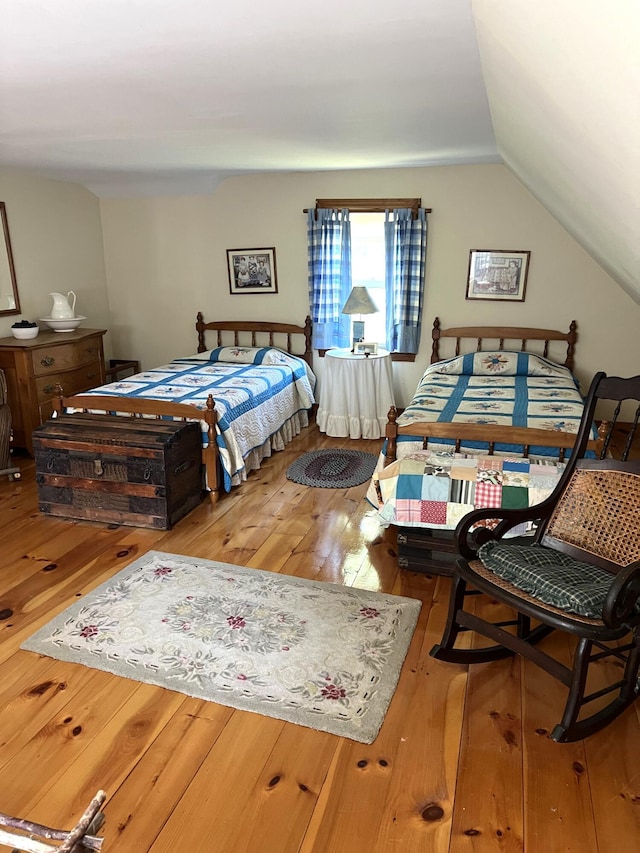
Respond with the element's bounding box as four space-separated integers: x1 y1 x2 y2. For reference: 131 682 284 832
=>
285 449 378 488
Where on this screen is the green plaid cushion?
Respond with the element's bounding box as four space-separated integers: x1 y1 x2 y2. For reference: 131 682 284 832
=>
478 542 614 618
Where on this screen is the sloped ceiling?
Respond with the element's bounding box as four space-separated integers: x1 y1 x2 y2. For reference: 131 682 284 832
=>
0 1 637 300
0 0 497 194
472 0 640 303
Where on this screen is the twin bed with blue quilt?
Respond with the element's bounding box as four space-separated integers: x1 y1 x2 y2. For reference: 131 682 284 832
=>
371 320 601 536
53 315 315 496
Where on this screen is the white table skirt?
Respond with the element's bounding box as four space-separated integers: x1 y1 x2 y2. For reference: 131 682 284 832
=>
317 348 395 439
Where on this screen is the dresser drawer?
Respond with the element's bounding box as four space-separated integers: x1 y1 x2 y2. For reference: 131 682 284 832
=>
31 338 103 376
35 360 103 402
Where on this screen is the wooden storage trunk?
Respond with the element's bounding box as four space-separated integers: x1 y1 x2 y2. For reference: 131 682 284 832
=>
33 414 204 529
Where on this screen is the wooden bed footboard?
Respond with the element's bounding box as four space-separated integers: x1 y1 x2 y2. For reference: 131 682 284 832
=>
384 406 604 464
52 390 221 494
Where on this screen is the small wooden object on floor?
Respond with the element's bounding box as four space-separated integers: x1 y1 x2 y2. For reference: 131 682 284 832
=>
0 789 106 852
397 528 534 576
33 414 204 529
0 368 21 481
396 527 457 576
104 359 140 382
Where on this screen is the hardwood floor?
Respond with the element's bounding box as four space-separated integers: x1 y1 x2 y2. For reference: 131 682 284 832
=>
1 425 639 852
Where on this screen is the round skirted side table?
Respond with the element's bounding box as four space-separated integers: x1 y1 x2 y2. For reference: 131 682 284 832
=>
317 348 395 439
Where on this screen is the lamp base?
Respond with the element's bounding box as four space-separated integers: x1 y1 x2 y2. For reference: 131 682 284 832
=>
351 320 365 353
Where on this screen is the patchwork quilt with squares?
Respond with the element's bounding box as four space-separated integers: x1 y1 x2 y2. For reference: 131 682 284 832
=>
372 451 565 531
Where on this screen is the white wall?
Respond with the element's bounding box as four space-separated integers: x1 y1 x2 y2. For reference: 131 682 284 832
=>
101 163 640 408
0 169 110 346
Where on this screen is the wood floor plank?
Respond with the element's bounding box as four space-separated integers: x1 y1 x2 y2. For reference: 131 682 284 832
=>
148 713 289 851
24 682 187 829
447 593 525 852
0 654 103 774
583 644 640 851
0 533 160 664
521 633 598 852
91 697 234 851
0 672 146 816
213 725 339 853
449 659 524 852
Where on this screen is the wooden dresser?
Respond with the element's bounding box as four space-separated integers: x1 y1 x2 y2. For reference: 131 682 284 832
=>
0 328 106 455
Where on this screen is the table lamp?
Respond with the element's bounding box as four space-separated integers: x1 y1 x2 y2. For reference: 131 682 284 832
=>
341 286 378 351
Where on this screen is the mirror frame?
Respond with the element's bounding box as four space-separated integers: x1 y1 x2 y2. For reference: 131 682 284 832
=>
0 202 21 317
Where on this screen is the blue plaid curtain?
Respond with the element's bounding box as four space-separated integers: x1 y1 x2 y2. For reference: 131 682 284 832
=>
307 209 352 349
384 208 428 353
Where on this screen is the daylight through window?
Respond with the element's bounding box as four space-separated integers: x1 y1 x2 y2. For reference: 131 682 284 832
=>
349 212 386 345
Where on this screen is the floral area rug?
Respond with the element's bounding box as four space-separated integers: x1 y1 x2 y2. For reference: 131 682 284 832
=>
286 449 379 488
21 551 421 743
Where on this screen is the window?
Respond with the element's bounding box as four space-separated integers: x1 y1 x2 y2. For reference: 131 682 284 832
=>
306 198 429 358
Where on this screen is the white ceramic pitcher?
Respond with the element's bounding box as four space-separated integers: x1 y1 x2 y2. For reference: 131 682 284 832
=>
49 290 77 319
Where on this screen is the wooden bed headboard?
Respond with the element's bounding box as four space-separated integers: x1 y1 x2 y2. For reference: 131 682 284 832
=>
195 313 314 368
430 317 578 371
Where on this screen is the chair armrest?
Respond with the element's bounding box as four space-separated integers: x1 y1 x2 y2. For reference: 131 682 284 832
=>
602 561 640 629
454 504 551 560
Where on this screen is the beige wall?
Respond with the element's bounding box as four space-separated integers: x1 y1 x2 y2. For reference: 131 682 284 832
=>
1 164 635 413
100 163 640 408
0 169 110 347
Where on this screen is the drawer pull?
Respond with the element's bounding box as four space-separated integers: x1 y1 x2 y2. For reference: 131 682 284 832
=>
144 466 151 481
94 459 104 477
41 355 55 367
87 372 96 381
43 383 55 395
86 346 96 354
174 460 193 475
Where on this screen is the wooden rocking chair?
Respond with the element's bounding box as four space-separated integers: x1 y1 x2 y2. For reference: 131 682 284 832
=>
431 372 640 742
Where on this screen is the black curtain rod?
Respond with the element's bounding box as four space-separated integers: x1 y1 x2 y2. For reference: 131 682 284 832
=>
302 207 432 214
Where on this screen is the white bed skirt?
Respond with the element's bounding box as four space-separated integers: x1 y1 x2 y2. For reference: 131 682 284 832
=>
226 410 310 488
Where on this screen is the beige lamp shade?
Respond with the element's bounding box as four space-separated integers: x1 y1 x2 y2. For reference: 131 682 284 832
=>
341 286 378 315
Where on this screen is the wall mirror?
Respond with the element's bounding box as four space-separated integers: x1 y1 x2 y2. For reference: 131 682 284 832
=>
0 202 21 316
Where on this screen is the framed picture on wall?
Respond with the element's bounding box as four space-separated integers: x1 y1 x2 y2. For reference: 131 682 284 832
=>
227 248 278 294
466 249 530 302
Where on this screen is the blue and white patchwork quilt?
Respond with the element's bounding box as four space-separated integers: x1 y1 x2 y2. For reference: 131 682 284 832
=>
72 346 316 492
365 352 597 528
396 350 591 456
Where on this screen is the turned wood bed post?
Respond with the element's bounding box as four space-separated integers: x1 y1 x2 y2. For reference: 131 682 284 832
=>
201 393 220 498
385 406 398 465
196 311 206 353
302 315 313 367
565 319 577 373
431 317 442 364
